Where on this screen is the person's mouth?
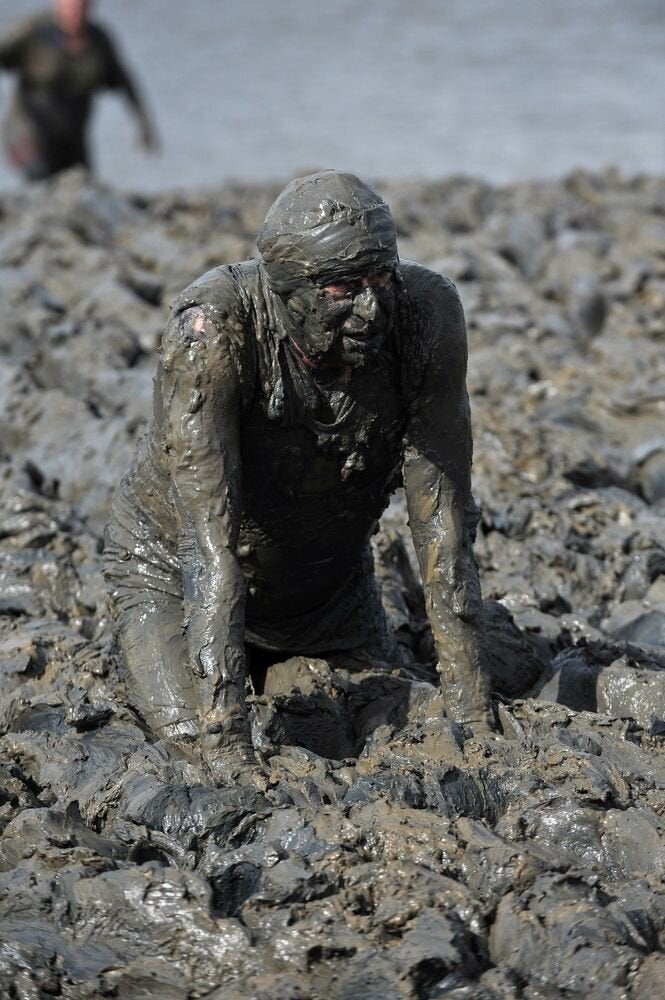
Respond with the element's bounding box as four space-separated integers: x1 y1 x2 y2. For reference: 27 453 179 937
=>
340 330 384 360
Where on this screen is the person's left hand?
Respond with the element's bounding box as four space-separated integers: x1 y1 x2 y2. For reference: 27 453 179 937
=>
139 121 160 154
463 703 501 739
205 751 258 788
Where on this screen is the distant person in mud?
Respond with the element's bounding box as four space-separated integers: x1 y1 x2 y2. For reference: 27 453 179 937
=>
104 170 492 783
0 0 157 181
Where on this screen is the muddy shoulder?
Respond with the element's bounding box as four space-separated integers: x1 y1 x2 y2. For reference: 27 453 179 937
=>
1 167 665 998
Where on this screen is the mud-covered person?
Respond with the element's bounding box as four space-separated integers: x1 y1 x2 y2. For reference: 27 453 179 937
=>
104 170 493 783
0 0 157 180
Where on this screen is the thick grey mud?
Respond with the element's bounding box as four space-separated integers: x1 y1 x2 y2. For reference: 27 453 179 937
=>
0 168 665 998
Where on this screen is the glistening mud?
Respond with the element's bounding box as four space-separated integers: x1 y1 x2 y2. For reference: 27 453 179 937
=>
0 169 664 998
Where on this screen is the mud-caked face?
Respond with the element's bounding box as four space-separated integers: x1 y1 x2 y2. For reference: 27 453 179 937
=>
285 268 396 367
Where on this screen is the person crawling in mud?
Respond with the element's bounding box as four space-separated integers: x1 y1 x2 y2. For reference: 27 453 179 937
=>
104 170 492 782
0 0 157 180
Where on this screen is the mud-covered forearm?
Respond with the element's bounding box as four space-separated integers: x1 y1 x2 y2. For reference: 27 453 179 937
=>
405 449 490 723
104 34 156 146
186 551 247 732
121 74 153 136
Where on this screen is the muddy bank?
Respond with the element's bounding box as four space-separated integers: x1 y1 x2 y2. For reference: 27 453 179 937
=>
0 168 664 998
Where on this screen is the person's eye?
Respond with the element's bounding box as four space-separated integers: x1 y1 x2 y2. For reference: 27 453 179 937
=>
367 272 392 288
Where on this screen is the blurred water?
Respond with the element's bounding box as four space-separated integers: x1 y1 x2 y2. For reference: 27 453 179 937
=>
0 0 663 192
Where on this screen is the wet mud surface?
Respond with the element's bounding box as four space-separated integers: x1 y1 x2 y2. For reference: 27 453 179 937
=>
0 168 664 997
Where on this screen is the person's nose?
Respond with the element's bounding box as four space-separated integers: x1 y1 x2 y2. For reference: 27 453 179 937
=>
353 287 378 322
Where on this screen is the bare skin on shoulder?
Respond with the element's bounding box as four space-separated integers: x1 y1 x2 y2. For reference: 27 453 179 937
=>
103 170 492 783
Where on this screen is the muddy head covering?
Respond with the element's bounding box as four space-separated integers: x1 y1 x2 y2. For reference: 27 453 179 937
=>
257 170 399 293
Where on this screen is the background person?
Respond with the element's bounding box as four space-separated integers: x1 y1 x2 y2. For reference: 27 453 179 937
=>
0 0 157 180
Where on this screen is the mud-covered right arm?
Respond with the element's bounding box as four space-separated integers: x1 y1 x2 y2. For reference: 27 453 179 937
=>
157 305 252 773
0 20 29 69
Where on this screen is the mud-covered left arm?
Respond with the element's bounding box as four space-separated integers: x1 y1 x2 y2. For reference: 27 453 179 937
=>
101 27 158 150
403 273 492 726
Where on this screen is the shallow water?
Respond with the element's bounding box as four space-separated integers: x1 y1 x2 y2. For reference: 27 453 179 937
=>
0 0 664 191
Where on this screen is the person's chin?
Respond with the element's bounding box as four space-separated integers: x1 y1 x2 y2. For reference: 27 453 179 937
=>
340 329 384 365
